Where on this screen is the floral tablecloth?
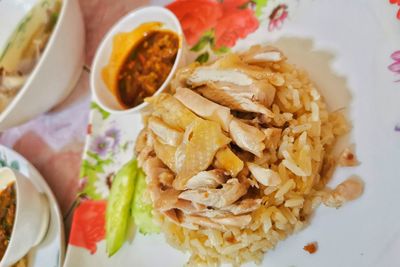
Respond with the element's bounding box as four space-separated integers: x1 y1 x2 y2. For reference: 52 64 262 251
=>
0 0 148 217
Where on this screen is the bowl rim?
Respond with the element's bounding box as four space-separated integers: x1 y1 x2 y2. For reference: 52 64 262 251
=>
0 167 50 266
90 5 184 115
0 0 68 124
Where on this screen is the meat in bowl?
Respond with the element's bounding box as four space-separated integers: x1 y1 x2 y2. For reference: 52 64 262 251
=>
0 0 61 113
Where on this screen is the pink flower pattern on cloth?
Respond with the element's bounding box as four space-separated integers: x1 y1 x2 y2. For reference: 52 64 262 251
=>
389 51 400 82
388 51 400 132
268 4 288 31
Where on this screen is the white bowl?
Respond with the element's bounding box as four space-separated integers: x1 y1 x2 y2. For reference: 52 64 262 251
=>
91 6 186 115
0 0 85 131
0 167 50 267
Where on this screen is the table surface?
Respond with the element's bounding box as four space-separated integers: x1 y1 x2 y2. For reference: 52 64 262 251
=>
0 0 151 217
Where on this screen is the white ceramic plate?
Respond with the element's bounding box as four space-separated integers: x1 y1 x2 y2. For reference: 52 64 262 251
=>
0 145 65 267
65 0 400 266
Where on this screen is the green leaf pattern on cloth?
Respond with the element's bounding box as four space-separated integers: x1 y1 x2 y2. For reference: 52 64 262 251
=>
91 102 111 120
254 0 269 17
79 104 135 200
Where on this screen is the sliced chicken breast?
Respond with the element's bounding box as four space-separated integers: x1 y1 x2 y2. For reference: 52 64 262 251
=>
210 214 252 228
185 169 226 190
241 45 285 64
169 63 197 90
220 198 262 215
214 147 244 177
153 137 177 172
173 199 206 214
197 81 275 115
247 162 281 186
179 178 248 209
146 93 198 130
193 198 261 218
163 209 180 224
148 116 183 146
192 209 231 218
154 188 181 211
174 87 232 131
229 118 266 157
172 119 231 190
143 157 174 202
188 68 253 87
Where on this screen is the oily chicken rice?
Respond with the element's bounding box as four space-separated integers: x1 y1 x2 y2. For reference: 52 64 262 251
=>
134 45 363 266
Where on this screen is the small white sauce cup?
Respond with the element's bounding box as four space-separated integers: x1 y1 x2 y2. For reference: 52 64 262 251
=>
0 167 50 267
91 6 186 115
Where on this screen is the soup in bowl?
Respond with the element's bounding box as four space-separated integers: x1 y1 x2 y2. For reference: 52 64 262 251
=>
0 0 84 130
0 168 49 267
0 181 16 261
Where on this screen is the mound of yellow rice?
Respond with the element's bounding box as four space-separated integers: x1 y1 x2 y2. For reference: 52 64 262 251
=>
135 45 362 266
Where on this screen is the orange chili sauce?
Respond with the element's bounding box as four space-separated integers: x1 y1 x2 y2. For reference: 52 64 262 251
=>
117 30 179 108
102 22 179 109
